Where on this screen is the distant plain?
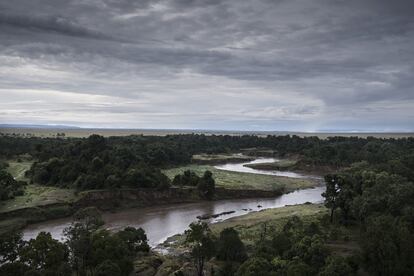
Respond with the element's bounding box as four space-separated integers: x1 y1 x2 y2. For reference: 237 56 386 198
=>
1 127 413 139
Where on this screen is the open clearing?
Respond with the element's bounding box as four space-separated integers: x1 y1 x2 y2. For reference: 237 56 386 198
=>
164 164 319 191
5 160 33 181
244 159 297 170
1 160 78 213
0 185 78 213
192 153 253 163
211 203 327 244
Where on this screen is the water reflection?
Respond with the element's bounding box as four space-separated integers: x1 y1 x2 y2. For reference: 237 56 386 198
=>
215 158 319 179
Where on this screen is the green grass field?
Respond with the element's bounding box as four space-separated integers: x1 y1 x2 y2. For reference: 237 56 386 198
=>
0 185 78 213
192 153 253 162
1 160 78 213
211 203 327 245
5 160 33 181
244 159 297 170
164 164 318 191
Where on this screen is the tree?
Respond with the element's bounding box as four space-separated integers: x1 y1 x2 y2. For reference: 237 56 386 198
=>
287 235 328 271
236 257 273 276
271 231 292 257
361 215 414 276
0 232 25 264
20 232 68 271
0 262 30 276
64 207 104 275
286 258 312 276
95 260 122 276
216 228 247 262
0 169 25 200
173 170 200 187
319 256 354 276
185 222 216 276
116 227 150 253
72 207 104 232
322 174 341 223
89 230 133 275
197 170 215 200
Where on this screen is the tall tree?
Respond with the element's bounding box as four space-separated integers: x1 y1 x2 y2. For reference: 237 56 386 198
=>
322 174 341 223
216 227 247 262
185 222 215 276
197 170 215 200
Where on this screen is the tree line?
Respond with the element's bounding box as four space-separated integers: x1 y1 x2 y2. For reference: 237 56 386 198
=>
0 207 150 276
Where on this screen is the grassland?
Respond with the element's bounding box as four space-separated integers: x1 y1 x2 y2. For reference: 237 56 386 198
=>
192 153 253 162
244 159 297 171
1 160 78 213
211 203 327 244
5 160 33 181
0 184 78 213
211 203 360 256
164 164 318 192
192 153 254 164
160 204 327 253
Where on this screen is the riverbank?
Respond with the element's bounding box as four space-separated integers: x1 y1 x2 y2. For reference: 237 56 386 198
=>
0 186 289 235
191 153 254 164
1 156 323 235
244 159 337 175
144 203 330 275
164 164 319 191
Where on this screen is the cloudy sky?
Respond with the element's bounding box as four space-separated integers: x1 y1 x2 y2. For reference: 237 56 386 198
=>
0 0 413 131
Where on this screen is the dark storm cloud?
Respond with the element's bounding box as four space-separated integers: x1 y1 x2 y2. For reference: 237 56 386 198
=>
0 13 113 40
0 0 413 130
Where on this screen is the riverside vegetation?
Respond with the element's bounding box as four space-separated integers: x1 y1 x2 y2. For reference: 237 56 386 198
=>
0 133 413 275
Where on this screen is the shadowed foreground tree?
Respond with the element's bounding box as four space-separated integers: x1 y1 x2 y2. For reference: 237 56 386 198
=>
64 207 104 275
216 227 247 262
20 232 68 272
185 222 215 276
116 226 150 253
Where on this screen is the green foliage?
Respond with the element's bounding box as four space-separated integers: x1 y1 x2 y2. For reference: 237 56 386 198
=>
20 232 68 271
0 262 30 276
26 134 173 191
0 169 26 201
0 232 24 264
319 256 355 276
95 259 122 276
197 170 216 200
173 169 216 199
173 170 200 186
116 226 150 253
322 158 414 274
185 222 216 276
361 215 414 276
90 230 133 275
285 258 312 276
0 207 150 276
236 257 273 276
216 228 247 262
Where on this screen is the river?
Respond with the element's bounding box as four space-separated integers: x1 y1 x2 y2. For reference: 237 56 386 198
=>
22 158 325 247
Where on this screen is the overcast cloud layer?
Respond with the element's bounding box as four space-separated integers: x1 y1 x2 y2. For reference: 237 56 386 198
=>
0 0 413 131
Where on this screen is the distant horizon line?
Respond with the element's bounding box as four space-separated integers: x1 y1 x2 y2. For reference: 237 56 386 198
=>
0 123 413 134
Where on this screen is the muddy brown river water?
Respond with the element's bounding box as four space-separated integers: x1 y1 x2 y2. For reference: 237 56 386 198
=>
23 158 325 247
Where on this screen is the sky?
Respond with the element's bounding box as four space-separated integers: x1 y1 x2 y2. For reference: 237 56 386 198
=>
0 0 413 132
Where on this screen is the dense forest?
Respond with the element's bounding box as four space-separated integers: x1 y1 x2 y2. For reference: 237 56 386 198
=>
0 133 413 275
1 134 413 191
